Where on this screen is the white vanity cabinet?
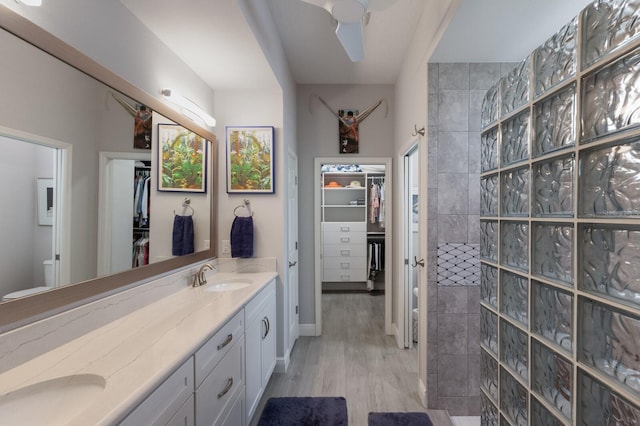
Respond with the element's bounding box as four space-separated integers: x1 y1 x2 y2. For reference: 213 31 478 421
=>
195 310 245 426
119 356 195 426
244 279 276 423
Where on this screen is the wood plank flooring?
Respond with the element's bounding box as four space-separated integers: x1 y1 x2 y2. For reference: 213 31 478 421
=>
251 292 452 426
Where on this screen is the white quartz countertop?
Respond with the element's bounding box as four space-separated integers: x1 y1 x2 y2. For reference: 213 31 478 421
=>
0 271 277 426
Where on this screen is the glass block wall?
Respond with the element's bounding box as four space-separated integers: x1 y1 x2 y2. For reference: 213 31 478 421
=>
479 1 640 424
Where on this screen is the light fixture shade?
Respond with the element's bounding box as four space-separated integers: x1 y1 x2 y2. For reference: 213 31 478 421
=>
161 88 216 127
16 0 43 6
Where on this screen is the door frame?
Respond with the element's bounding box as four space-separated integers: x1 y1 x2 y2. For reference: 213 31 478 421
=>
314 157 392 336
0 125 71 287
401 142 420 348
286 148 299 357
97 151 152 276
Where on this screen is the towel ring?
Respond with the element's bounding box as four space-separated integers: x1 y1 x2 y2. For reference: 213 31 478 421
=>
174 197 195 216
234 199 254 217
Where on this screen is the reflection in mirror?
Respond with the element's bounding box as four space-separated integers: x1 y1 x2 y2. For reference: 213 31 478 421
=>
0 15 216 328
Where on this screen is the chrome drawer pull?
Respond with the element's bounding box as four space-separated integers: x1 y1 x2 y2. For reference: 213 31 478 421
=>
340 250 350 255
340 263 350 269
217 334 233 350
217 378 234 399
340 237 350 242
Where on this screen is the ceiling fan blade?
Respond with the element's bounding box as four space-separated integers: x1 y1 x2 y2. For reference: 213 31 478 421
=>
335 21 364 62
368 0 395 11
299 0 332 12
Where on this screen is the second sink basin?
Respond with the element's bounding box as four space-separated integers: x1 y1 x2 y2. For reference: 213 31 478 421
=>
204 279 252 292
0 373 106 425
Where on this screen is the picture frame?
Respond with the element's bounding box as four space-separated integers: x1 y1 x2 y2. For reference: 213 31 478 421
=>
37 177 54 226
226 126 275 193
157 124 208 193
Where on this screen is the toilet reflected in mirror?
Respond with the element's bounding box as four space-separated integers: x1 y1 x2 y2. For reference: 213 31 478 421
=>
2 260 54 302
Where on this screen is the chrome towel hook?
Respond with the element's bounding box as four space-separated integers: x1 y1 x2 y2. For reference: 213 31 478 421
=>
233 198 254 217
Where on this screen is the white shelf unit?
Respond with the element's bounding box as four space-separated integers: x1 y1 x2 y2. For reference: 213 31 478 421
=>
321 172 367 282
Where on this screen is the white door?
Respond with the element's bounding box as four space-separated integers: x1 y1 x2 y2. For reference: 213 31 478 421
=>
287 149 299 345
403 145 420 348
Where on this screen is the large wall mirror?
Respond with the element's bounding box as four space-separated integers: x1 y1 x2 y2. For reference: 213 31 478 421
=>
0 8 217 330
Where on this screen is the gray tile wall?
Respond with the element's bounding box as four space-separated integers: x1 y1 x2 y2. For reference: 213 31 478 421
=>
426 62 514 415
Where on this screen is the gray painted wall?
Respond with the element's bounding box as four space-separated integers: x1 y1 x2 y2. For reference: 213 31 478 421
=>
297 84 395 325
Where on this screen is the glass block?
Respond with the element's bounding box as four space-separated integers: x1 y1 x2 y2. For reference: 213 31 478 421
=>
531 396 566 426
579 298 640 395
481 393 499 426
532 340 572 419
501 57 530 116
481 127 499 172
501 167 529 217
481 349 498 400
582 48 640 142
500 368 528 426
579 140 640 218
532 155 574 217
480 220 498 262
532 280 574 353
532 223 574 285
533 84 576 157
534 17 577 97
481 263 498 308
481 174 498 217
501 320 528 382
501 221 528 272
500 110 530 166
501 270 528 326
481 306 498 355
582 0 640 68
578 370 640 426
482 83 500 129
579 224 640 308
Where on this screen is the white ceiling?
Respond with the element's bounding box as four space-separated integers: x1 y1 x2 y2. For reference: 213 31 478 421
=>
121 0 594 90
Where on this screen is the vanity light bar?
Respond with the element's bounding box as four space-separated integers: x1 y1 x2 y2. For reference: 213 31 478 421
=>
161 88 216 127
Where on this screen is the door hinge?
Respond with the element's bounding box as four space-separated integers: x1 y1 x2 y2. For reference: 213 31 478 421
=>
55 254 60 261
296 305 299 314
295 241 298 250
404 258 409 265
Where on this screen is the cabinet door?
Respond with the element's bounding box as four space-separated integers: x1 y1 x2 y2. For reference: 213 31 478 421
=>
244 313 262 421
261 295 277 386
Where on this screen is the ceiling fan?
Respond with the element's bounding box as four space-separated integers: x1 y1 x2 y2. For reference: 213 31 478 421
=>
300 0 396 62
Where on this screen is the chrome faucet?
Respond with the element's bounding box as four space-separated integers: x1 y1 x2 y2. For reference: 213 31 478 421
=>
193 263 215 287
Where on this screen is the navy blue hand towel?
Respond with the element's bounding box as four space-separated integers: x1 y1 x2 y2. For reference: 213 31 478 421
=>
172 215 194 256
231 216 253 258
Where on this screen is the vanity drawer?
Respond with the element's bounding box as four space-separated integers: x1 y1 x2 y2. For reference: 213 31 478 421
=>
120 356 194 426
195 337 244 425
195 309 244 387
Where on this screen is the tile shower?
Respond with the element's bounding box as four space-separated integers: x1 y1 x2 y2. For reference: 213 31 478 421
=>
480 1 640 425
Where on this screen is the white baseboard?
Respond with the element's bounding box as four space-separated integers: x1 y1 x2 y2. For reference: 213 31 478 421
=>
419 378 428 407
275 349 290 374
298 323 317 336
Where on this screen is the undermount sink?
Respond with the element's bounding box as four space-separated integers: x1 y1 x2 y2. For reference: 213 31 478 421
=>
204 279 252 292
0 374 106 425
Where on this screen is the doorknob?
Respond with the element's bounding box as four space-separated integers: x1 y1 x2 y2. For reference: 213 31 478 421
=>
412 256 425 267
288 261 297 268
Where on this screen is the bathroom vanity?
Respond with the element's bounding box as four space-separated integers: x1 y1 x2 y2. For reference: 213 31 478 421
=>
0 265 277 426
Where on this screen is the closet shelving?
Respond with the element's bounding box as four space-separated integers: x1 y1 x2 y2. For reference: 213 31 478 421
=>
133 160 151 268
321 172 367 283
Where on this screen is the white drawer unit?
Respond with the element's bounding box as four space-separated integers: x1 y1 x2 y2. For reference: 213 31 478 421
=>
322 222 367 282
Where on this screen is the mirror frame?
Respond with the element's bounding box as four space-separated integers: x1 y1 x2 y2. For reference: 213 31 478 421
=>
0 5 217 330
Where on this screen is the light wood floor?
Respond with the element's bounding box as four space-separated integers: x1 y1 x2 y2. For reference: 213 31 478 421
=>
251 292 452 426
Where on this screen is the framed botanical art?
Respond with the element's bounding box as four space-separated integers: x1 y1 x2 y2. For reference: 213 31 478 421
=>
157 124 208 193
226 126 275 193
